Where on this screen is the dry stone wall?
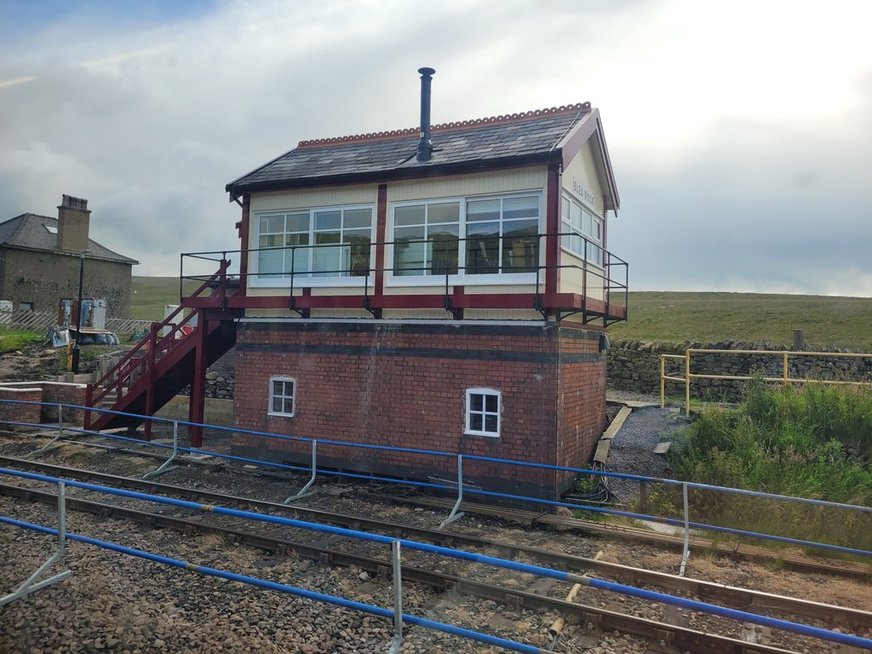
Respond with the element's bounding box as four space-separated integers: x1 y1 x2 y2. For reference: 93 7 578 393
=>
607 339 872 401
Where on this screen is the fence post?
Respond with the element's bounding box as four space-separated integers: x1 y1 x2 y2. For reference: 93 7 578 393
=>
143 420 179 478
284 440 318 503
27 404 67 457
0 481 72 607
783 351 789 383
439 454 465 528
388 540 403 654
685 350 691 417
679 482 691 576
660 355 666 408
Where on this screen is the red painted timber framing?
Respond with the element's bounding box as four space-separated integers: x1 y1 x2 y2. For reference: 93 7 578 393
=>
374 184 387 313
238 194 250 298
182 290 625 320
545 163 561 299
188 310 209 448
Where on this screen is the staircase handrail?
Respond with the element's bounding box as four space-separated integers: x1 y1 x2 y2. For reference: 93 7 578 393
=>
88 261 231 406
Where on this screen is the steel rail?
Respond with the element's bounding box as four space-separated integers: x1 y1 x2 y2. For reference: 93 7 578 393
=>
0 460 869 632
0 450 867 581
0 482 823 654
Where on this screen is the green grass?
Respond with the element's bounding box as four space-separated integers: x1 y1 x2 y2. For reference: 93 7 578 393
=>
131 277 199 321
610 291 872 350
0 327 44 353
668 380 872 550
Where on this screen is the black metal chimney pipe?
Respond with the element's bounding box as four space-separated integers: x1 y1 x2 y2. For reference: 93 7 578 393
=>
416 67 436 162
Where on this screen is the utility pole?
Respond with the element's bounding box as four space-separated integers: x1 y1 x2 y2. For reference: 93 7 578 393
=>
71 252 85 374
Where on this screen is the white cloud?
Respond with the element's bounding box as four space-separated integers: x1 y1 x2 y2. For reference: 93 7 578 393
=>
0 0 870 294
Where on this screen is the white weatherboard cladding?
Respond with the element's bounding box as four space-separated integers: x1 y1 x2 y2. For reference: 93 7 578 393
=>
249 185 378 212
387 167 547 203
561 141 605 212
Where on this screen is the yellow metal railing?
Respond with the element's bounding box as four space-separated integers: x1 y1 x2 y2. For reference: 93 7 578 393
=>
660 349 872 416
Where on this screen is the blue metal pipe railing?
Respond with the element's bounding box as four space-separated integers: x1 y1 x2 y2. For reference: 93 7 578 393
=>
1 467 871 650
1 398 869 558
0 515 543 654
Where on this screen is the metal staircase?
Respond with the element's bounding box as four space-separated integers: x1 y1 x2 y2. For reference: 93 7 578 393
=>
85 261 240 444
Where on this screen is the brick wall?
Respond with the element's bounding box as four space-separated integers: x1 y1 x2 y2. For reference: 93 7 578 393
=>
557 325 607 479
0 388 42 426
232 320 608 497
0 382 88 426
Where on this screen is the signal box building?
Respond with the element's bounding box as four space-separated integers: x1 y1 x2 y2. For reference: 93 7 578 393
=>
86 70 627 498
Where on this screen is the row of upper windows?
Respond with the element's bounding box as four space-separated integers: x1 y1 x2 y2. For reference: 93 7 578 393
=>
252 190 602 282
269 376 501 438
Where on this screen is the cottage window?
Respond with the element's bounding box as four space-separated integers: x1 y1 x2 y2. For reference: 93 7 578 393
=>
390 193 540 278
465 388 501 437
268 376 296 417
561 194 603 266
254 206 374 281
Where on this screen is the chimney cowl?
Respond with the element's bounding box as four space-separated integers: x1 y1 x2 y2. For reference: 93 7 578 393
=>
416 67 436 162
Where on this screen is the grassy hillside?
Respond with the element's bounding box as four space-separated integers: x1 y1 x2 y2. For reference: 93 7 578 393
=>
130 277 199 320
609 291 872 351
131 280 872 350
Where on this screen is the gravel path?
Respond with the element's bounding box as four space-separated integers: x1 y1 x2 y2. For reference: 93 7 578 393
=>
603 399 690 505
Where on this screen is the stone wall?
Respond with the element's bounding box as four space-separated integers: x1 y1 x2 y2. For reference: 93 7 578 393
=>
1 248 133 318
607 339 872 401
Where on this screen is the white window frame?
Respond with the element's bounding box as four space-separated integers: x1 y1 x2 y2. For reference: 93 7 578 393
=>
465 387 501 437
250 204 376 288
560 191 604 269
387 191 542 287
268 376 296 417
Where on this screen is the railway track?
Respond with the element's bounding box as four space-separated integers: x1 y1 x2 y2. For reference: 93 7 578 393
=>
1 458 870 653
1 441 868 580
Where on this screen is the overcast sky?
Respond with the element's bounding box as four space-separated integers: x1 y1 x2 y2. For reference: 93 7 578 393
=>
1 0 870 296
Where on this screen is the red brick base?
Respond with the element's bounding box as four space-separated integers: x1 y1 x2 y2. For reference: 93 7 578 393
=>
232 320 606 498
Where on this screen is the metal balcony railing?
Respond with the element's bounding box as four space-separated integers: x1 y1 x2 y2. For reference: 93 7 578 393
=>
180 232 628 323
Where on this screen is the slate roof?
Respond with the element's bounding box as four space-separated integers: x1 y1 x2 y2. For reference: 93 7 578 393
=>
227 103 594 197
0 213 138 265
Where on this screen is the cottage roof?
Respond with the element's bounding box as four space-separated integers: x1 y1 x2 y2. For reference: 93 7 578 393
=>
226 102 619 211
0 213 139 265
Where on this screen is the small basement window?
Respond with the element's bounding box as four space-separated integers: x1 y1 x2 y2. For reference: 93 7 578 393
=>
465 388 501 437
268 376 296 417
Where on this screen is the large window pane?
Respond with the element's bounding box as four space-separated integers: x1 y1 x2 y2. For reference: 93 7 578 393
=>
428 202 460 224
258 247 283 279
395 205 425 226
466 199 500 222
503 196 538 220
394 225 426 275
286 213 309 232
344 209 372 229
343 229 371 276
430 224 459 275
260 214 284 233
503 219 538 272
312 232 341 276
314 210 341 231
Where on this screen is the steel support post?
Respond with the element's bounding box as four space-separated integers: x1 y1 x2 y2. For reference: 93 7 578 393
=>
388 540 403 654
143 420 179 478
0 481 72 607
439 454 465 529
144 323 158 440
188 311 208 448
679 482 691 576
27 405 67 458
284 440 318 503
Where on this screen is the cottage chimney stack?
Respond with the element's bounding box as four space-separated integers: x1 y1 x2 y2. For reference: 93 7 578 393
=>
57 194 91 252
416 67 435 162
